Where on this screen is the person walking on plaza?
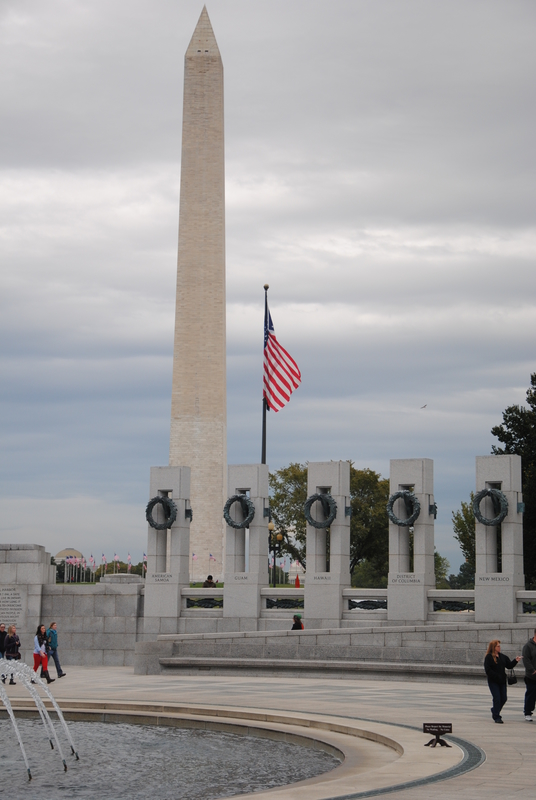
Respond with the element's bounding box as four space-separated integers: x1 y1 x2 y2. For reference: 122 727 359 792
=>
34 624 54 684
0 623 6 658
46 621 66 678
522 627 536 720
483 639 520 723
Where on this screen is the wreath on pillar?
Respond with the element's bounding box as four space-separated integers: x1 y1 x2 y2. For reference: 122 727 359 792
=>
472 488 508 526
146 496 178 530
386 490 421 527
304 493 337 529
223 495 255 529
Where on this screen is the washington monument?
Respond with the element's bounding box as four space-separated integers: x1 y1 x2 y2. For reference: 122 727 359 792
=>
170 7 226 578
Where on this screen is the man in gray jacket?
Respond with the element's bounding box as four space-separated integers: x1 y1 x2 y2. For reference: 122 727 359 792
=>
522 628 536 720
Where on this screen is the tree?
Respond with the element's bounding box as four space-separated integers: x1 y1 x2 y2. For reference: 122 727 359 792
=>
448 561 475 589
491 373 536 585
349 467 389 583
452 493 476 574
434 550 450 588
269 462 389 586
269 462 308 566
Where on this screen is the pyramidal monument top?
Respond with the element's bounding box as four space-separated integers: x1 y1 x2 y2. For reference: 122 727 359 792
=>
186 6 221 59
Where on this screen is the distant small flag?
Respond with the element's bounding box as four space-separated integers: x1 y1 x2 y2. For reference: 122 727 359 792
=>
143 553 147 562
114 553 120 562
263 304 301 412
192 553 198 561
209 553 216 561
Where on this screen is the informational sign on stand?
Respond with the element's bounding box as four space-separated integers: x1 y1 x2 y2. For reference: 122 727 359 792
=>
423 723 452 748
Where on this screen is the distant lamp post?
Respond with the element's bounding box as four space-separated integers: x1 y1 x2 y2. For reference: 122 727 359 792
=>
268 521 283 588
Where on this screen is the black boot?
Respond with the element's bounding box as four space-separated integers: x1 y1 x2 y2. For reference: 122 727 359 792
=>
44 670 55 684
9 674 16 685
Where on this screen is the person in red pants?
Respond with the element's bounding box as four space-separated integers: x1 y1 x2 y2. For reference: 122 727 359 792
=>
33 625 54 684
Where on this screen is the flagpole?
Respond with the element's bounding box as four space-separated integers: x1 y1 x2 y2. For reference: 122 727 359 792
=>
261 284 269 464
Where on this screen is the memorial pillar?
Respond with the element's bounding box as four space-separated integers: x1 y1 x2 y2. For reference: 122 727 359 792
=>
304 461 351 629
474 455 524 623
387 459 435 623
223 465 269 626
144 466 191 635
0 544 55 663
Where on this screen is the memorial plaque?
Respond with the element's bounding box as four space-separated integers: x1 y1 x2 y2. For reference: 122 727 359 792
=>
0 585 27 627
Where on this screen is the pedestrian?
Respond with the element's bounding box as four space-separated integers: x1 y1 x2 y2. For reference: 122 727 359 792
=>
202 575 216 588
46 621 66 678
34 624 54 684
522 627 536 720
0 623 6 658
4 625 21 661
483 639 521 723
291 614 304 631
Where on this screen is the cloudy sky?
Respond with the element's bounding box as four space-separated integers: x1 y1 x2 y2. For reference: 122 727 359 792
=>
1 0 535 572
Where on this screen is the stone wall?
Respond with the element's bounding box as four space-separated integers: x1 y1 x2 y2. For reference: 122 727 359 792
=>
40 575 143 667
134 621 536 675
0 543 56 664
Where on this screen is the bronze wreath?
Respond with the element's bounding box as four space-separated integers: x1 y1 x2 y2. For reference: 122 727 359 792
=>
304 493 337 528
473 488 508 526
386 490 421 527
146 496 178 530
223 494 255 529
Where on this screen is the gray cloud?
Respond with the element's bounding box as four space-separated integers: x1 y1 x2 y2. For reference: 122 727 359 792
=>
1 0 535 571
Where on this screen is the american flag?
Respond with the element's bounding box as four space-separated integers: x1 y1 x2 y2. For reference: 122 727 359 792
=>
263 304 301 412
209 553 216 562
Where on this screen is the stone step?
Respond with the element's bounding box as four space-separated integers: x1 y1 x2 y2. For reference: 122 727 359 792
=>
159 656 488 683
172 639 486 665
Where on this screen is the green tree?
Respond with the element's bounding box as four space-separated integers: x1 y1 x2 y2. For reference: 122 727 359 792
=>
491 373 536 585
452 493 476 574
349 467 389 584
448 561 475 589
269 462 389 586
269 462 308 566
434 550 450 588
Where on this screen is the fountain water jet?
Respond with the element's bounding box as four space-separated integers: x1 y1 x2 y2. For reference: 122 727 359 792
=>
0 680 32 779
0 657 78 778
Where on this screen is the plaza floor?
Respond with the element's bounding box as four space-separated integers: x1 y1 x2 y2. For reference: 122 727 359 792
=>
6 666 533 799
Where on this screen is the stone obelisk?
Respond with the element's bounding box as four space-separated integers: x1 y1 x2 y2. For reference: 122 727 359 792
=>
170 6 226 580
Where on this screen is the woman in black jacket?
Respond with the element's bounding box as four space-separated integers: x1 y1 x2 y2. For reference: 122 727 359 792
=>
4 625 21 660
484 639 521 723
